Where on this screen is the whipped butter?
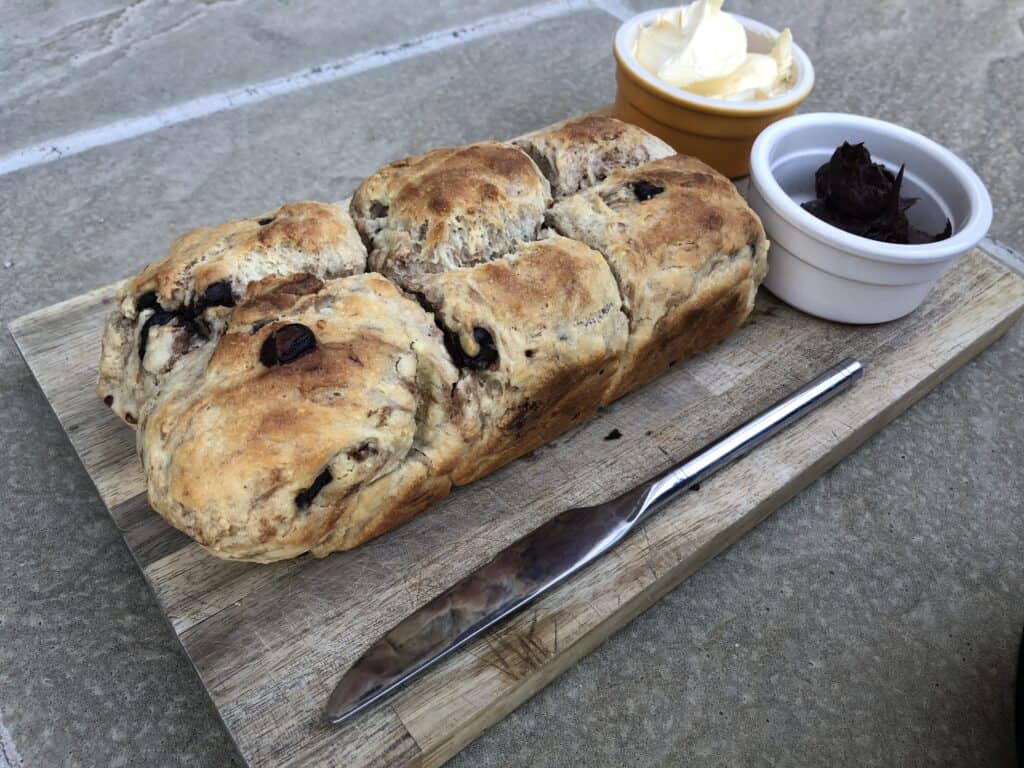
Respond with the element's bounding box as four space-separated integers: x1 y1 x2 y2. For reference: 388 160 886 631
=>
633 0 795 101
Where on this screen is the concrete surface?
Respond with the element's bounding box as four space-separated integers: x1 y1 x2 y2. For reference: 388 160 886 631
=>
1 0 539 155
1 0 1021 765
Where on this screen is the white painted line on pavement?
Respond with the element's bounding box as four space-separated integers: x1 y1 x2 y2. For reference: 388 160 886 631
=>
0 713 22 768
0 0 604 178
590 0 635 20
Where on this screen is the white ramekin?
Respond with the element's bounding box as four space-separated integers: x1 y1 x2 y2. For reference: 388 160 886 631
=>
747 113 993 323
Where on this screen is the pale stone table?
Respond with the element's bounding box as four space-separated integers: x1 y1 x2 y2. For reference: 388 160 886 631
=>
1 1 1021 765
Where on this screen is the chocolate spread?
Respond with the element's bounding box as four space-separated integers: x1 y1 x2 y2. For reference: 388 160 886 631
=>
801 142 952 245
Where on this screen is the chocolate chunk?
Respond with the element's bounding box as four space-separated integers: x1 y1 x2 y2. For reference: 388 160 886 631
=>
442 326 498 370
439 331 464 365
197 280 235 310
138 309 178 360
136 291 160 312
295 467 332 509
468 327 499 368
249 317 275 335
801 141 951 245
257 217 275 226
272 274 323 296
409 294 498 370
103 395 114 407
347 442 379 462
187 315 209 340
369 202 389 218
604 428 623 441
632 181 665 201
260 323 317 367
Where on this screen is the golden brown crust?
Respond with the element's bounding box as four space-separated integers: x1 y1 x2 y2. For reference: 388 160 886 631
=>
310 457 451 555
97 201 367 427
141 273 464 562
131 202 364 302
408 235 628 485
513 115 675 198
104 122 771 563
350 141 551 285
546 154 768 401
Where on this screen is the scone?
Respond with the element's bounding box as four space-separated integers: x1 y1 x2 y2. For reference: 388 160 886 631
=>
97 201 367 426
141 272 466 562
512 115 674 199
409 235 629 485
546 154 769 402
349 141 551 286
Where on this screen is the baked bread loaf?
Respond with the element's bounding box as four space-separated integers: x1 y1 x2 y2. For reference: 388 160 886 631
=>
546 154 769 402
513 115 675 198
99 116 769 562
408 235 629 485
97 201 367 426
141 272 465 561
350 141 551 286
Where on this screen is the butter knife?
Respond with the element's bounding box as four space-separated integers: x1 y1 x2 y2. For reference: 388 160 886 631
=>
326 358 863 725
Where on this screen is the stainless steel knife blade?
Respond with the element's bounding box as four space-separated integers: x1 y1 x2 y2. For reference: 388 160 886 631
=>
326 358 863 725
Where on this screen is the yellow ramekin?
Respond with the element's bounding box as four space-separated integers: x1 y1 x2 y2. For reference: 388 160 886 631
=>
613 8 815 178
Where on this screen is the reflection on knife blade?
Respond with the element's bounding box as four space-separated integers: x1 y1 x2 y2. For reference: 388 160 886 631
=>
326 358 863 725
326 485 646 724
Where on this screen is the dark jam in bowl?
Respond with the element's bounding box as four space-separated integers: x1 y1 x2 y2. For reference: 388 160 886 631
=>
801 141 952 245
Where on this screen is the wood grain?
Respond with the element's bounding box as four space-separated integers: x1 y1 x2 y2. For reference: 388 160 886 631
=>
10 244 1024 767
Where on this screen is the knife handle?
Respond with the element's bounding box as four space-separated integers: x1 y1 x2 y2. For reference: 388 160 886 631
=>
630 358 863 525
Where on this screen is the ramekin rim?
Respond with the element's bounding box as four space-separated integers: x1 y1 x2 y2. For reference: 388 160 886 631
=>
613 7 815 116
748 112 993 264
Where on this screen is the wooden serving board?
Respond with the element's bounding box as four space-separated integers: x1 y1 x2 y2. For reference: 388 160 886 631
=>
10 242 1024 766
